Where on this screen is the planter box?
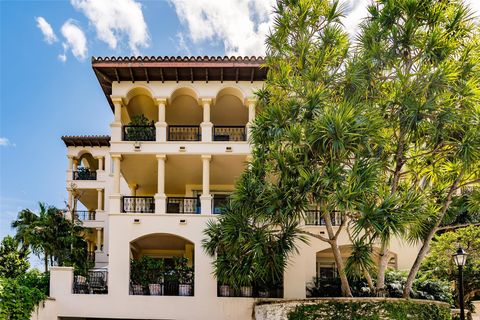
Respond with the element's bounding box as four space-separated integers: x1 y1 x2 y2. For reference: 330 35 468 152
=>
148 283 164 295
219 285 232 297
241 286 253 297
131 284 144 295
179 284 192 296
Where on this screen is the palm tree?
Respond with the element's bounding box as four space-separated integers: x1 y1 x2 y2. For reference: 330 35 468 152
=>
11 207 38 255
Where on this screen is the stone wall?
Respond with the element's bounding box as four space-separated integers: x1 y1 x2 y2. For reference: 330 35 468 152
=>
255 298 451 320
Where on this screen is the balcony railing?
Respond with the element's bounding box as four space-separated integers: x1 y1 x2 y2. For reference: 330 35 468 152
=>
73 270 108 294
213 126 246 141
123 125 156 141
87 251 95 263
168 125 201 141
122 196 155 213
73 169 97 180
75 210 96 221
166 197 200 214
305 210 343 226
217 284 283 298
212 195 230 214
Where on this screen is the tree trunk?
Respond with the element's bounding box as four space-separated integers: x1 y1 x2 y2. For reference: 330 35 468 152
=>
402 171 464 298
44 254 49 273
324 213 353 297
376 243 389 297
364 269 375 293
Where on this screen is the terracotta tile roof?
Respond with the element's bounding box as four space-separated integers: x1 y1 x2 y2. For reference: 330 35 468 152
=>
92 55 265 63
61 135 111 147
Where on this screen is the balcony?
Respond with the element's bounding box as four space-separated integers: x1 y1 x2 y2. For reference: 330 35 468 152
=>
122 196 155 213
166 197 200 214
73 270 108 294
76 210 96 221
123 125 156 141
305 210 343 226
213 126 246 141
73 168 97 180
168 125 201 141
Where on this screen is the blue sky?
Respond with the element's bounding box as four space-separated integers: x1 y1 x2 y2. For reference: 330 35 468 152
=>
1 0 479 259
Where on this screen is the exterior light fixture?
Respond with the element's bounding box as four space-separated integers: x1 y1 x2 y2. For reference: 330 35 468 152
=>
453 247 467 320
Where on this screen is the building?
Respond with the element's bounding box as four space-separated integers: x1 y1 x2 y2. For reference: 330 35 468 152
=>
38 56 419 320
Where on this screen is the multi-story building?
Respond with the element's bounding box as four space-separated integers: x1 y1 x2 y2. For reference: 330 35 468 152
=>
38 56 419 320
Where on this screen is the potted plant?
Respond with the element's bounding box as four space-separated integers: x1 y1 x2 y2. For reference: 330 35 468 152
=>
125 114 155 141
175 257 193 296
130 258 147 295
145 257 165 295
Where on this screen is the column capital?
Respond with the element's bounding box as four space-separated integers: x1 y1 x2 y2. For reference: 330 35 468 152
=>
245 97 257 106
156 154 167 161
111 96 124 105
94 156 104 160
200 97 214 106
96 188 103 192
67 155 76 160
201 154 211 161
154 97 167 105
111 154 123 160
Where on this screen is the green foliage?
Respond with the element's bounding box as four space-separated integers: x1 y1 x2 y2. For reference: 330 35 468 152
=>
0 270 49 320
174 257 193 285
0 236 29 278
287 299 452 320
125 114 155 141
420 225 480 305
307 269 452 304
11 203 89 273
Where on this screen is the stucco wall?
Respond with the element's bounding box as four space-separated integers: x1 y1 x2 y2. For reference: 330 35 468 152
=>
30 298 57 320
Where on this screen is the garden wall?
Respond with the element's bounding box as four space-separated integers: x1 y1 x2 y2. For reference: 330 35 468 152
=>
255 297 451 320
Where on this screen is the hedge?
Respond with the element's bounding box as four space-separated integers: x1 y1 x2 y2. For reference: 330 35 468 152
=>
287 299 451 320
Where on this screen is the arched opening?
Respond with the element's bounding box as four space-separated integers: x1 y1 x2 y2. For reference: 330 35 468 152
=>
308 245 398 297
73 151 98 180
212 87 248 141
129 233 194 296
166 87 202 141
122 87 157 141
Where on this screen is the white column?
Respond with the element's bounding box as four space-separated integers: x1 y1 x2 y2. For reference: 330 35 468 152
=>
67 155 74 181
200 98 213 142
96 188 103 211
200 155 212 214
67 189 73 212
96 228 102 252
155 97 167 142
155 154 167 213
73 158 78 171
111 97 123 141
96 156 104 171
245 98 256 140
110 154 122 213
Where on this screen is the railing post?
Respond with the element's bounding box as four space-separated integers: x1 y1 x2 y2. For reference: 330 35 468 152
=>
155 97 167 142
201 155 212 214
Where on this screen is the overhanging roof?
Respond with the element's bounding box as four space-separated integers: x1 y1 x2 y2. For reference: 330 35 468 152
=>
62 135 111 147
92 56 267 111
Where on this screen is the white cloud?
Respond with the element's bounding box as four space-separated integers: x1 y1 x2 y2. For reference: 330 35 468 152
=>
35 16 58 44
175 32 191 55
342 0 370 39
61 20 88 61
466 0 480 21
70 0 149 55
169 0 275 56
0 137 15 147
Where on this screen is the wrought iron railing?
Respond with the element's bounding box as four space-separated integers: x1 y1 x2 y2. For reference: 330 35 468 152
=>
73 270 108 294
76 210 96 221
168 125 201 141
122 196 155 213
212 195 230 214
217 284 283 298
304 210 343 226
213 126 246 141
166 197 200 214
73 169 97 180
130 280 194 296
123 125 156 141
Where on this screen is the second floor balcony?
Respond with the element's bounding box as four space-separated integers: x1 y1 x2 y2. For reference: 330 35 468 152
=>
123 125 156 141
73 168 97 180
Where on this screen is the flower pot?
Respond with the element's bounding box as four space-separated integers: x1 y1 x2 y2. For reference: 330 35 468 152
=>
179 284 192 296
258 290 269 298
148 283 164 295
219 285 231 297
131 284 144 295
240 286 253 297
